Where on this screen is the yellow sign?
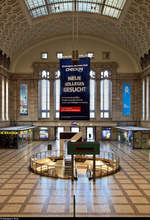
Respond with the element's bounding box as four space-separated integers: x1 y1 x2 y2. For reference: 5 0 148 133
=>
0 131 18 135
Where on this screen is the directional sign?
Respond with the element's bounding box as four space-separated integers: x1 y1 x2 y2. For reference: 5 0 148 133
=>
67 142 100 155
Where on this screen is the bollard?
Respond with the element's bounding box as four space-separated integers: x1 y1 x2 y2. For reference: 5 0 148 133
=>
73 194 76 217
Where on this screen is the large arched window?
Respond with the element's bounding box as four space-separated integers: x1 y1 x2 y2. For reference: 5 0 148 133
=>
38 70 50 118
142 79 145 120
54 70 60 118
90 70 96 118
2 77 5 120
100 70 112 118
6 79 9 120
142 77 149 121
146 77 149 120
24 0 126 20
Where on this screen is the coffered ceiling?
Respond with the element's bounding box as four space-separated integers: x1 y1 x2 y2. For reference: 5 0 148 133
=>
0 0 150 64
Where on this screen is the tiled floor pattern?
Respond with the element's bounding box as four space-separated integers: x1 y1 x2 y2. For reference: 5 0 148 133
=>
1 141 150 217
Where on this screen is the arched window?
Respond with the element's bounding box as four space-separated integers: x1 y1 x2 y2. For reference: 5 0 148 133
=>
54 70 60 118
142 77 149 121
2 77 5 120
100 70 112 118
146 77 149 120
6 79 9 120
90 70 96 118
38 70 50 118
142 79 145 120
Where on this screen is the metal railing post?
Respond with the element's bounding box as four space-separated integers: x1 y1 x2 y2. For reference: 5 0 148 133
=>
73 194 76 217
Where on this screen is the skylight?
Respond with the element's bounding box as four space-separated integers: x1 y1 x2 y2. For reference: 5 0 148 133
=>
24 0 126 19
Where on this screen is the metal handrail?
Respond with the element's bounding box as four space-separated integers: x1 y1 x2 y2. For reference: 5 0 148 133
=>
30 150 120 179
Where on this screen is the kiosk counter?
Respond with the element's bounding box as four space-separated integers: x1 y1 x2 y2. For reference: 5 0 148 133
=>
116 126 150 149
0 125 36 149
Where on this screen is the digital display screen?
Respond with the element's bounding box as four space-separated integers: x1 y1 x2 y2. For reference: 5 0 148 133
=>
102 128 111 140
124 131 128 140
40 128 48 139
71 122 79 126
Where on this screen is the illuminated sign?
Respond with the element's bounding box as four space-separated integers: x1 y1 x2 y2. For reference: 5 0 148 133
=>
71 122 79 126
0 132 18 135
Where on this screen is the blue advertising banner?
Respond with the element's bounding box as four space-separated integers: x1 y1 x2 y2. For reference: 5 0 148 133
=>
60 57 90 120
20 84 28 115
123 84 131 116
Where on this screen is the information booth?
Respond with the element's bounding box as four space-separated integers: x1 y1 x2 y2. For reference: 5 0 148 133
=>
0 125 36 149
116 126 150 149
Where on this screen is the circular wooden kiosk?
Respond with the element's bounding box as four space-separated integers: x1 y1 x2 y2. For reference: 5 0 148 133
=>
30 150 120 180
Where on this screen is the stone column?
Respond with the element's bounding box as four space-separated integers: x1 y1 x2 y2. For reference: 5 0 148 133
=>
96 126 102 141
65 126 71 132
0 75 2 120
49 127 55 140
30 79 38 121
80 126 86 140
34 127 39 140
111 71 120 121
111 127 117 141
9 80 16 123
16 80 20 121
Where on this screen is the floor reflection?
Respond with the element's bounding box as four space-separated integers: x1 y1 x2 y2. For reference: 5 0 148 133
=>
1 140 150 217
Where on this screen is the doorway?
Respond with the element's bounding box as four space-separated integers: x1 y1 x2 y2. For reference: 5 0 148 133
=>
56 127 64 140
87 127 95 141
71 127 80 133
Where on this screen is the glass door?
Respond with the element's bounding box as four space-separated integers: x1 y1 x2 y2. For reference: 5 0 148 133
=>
87 127 94 141
56 127 64 139
71 127 80 133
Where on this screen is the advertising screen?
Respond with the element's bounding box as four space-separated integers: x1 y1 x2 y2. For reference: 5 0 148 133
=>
39 127 48 139
60 57 90 120
102 128 111 140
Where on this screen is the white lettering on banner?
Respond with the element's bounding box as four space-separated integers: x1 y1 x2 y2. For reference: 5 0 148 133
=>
63 87 86 93
65 82 84 86
68 76 81 81
66 67 83 72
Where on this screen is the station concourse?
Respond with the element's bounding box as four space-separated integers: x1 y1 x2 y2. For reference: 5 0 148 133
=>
1 0 150 218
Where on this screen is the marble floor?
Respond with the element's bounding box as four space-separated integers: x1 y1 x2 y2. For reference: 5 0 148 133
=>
0 141 150 217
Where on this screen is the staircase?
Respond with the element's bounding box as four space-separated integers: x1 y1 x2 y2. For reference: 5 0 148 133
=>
64 159 72 177
71 132 82 142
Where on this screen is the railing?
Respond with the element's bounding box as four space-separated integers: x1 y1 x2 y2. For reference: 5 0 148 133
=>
30 150 120 179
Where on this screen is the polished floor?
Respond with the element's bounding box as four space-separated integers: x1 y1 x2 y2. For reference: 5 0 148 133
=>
0 141 150 217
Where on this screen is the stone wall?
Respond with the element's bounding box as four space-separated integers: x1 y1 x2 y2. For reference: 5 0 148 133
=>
0 61 148 140
7 61 142 140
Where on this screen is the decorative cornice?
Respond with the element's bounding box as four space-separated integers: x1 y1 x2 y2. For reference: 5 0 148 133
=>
0 65 9 78
32 62 59 73
91 62 119 72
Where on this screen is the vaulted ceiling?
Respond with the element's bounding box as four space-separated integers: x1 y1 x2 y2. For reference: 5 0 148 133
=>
0 0 150 64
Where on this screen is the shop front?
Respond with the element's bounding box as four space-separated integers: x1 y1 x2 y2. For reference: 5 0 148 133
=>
116 126 150 149
0 125 36 149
